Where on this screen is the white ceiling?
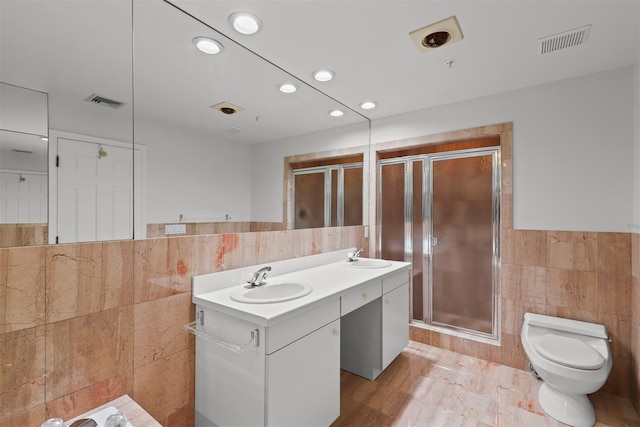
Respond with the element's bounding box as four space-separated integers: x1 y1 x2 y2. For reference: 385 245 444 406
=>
1 0 639 145
173 0 640 120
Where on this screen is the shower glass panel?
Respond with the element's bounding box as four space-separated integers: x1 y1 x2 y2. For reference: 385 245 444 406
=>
330 169 338 226
430 153 495 334
294 171 325 229
343 166 363 226
411 161 424 322
380 162 406 262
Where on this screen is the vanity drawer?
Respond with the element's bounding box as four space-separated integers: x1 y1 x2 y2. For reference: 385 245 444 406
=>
266 298 340 354
382 269 409 294
341 280 382 316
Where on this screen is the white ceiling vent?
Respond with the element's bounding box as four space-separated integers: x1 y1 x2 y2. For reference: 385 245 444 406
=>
85 93 125 109
223 126 245 134
538 25 591 55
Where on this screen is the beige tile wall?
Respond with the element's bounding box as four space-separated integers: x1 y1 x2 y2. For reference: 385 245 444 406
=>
0 223 48 247
0 226 367 426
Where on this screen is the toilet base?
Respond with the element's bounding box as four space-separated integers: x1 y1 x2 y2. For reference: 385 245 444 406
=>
538 383 595 427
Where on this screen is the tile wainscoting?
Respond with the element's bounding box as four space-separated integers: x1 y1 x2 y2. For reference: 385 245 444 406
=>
0 226 368 426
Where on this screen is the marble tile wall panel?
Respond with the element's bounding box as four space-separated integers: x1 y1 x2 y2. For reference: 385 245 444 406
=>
133 293 194 368
46 242 133 323
1 404 46 427
0 224 48 247
0 246 45 333
45 306 134 403
0 326 45 422
133 347 194 425
133 237 196 303
547 231 598 271
45 374 133 422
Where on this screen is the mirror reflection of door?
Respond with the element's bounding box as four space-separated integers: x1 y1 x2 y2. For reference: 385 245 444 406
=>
52 134 136 244
0 172 47 222
0 84 49 247
293 161 363 229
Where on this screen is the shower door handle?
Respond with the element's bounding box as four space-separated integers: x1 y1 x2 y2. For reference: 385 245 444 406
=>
431 236 438 247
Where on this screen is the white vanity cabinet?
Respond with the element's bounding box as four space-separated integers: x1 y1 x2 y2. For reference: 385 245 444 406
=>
340 269 410 380
191 251 412 426
194 299 340 427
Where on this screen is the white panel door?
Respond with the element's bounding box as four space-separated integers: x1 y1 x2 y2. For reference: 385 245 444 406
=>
57 138 133 243
0 171 47 223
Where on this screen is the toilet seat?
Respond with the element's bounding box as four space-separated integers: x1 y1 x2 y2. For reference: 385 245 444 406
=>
534 334 604 370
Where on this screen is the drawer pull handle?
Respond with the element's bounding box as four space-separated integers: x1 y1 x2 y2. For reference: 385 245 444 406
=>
333 329 340 337
362 292 368 299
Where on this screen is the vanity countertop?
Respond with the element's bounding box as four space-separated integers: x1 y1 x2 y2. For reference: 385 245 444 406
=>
193 258 410 327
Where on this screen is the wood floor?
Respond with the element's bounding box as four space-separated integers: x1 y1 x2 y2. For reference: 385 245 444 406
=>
331 341 640 427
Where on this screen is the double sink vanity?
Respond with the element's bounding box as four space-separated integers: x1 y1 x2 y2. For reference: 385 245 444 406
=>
189 248 411 426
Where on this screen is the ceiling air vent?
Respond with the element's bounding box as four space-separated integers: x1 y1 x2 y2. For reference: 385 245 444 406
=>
84 93 125 109
538 25 591 55
223 126 245 134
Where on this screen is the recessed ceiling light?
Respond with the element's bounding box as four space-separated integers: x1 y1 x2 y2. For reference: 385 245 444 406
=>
228 12 262 35
278 83 297 94
329 109 344 117
193 37 224 54
313 70 334 82
359 101 377 110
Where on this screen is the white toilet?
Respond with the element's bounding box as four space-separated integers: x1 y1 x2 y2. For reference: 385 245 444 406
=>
521 312 612 427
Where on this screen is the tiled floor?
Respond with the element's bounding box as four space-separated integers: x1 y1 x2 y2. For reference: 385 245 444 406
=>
331 341 640 427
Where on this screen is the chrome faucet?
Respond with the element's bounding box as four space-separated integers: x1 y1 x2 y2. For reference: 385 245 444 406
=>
247 266 271 287
347 249 363 262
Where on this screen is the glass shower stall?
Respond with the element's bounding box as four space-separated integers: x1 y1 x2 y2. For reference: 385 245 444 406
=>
378 147 500 339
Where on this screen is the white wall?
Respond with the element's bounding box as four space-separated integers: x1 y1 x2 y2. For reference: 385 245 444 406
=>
49 94 133 143
249 121 370 222
136 118 252 224
372 67 635 233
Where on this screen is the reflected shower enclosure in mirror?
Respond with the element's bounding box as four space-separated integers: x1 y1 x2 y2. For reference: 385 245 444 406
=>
0 0 134 247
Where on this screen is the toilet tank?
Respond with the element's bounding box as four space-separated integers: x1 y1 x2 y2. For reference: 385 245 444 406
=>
524 312 608 339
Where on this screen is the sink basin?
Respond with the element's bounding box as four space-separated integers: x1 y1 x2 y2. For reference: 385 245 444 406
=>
344 259 392 269
230 282 313 304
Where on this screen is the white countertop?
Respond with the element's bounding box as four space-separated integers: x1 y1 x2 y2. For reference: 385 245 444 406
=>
193 257 411 327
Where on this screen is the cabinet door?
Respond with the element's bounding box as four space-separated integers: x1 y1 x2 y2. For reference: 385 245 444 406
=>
267 319 340 427
382 282 409 369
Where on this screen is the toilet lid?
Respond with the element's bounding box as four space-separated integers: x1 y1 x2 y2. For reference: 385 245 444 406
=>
534 334 605 370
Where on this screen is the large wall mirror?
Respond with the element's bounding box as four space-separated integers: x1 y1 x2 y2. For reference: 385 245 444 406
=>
0 0 370 248
135 0 370 238
0 0 134 247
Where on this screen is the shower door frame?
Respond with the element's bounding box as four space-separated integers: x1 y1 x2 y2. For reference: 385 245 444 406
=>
377 147 501 341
